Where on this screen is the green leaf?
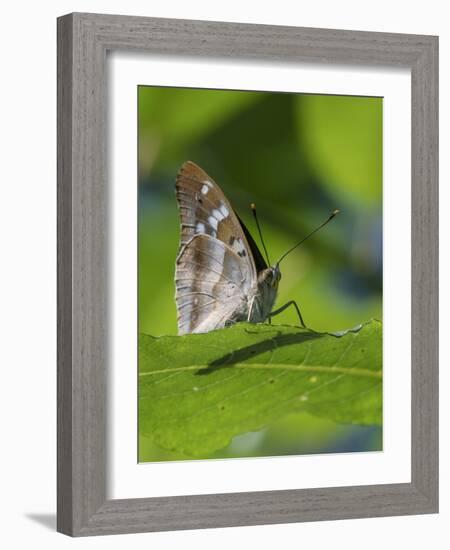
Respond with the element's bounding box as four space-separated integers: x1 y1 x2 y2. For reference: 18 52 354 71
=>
139 320 382 457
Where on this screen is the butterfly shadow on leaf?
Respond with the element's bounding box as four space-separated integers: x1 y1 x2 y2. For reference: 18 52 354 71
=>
197 330 323 376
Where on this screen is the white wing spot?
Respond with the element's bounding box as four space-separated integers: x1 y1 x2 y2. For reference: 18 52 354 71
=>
219 203 229 218
212 208 228 225
208 216 218 230
201 180 213 195
212 209 223 221
196 222 206 233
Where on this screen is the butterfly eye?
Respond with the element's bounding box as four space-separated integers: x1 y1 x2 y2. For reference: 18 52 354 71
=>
273 268 281 283
270 268 281 285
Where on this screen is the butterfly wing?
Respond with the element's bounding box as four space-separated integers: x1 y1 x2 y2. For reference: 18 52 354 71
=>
176 161 256 267
176 234 250 334
175 161 257 334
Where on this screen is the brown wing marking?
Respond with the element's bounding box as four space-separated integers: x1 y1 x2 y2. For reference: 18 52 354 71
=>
175 161 256 278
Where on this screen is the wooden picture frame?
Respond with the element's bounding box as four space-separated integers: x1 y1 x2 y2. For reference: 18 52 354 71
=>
57 12 438 536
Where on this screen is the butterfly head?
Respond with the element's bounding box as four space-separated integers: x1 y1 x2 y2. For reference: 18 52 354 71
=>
260 265 282 290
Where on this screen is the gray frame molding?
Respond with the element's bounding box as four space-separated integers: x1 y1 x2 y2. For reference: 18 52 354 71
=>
57 12 438 536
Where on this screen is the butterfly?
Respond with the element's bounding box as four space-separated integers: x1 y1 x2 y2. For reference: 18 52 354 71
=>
174 161 338 335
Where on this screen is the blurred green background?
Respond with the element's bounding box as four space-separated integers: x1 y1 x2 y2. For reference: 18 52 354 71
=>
138 86 382 462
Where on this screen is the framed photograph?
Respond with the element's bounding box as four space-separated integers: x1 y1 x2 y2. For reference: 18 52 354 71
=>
57 12 438 536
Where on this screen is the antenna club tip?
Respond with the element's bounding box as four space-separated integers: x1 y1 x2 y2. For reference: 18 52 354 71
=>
332 209 340 216
250 202 256 210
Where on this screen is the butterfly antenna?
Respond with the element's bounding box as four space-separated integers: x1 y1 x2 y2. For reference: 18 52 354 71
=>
250 203 271 265
277 209 340 266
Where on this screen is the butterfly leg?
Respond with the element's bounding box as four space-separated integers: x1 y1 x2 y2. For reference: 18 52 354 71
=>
270 300 306 328
247 296 256 322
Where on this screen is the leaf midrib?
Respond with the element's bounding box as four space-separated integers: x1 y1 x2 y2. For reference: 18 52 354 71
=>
139 363 381 379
